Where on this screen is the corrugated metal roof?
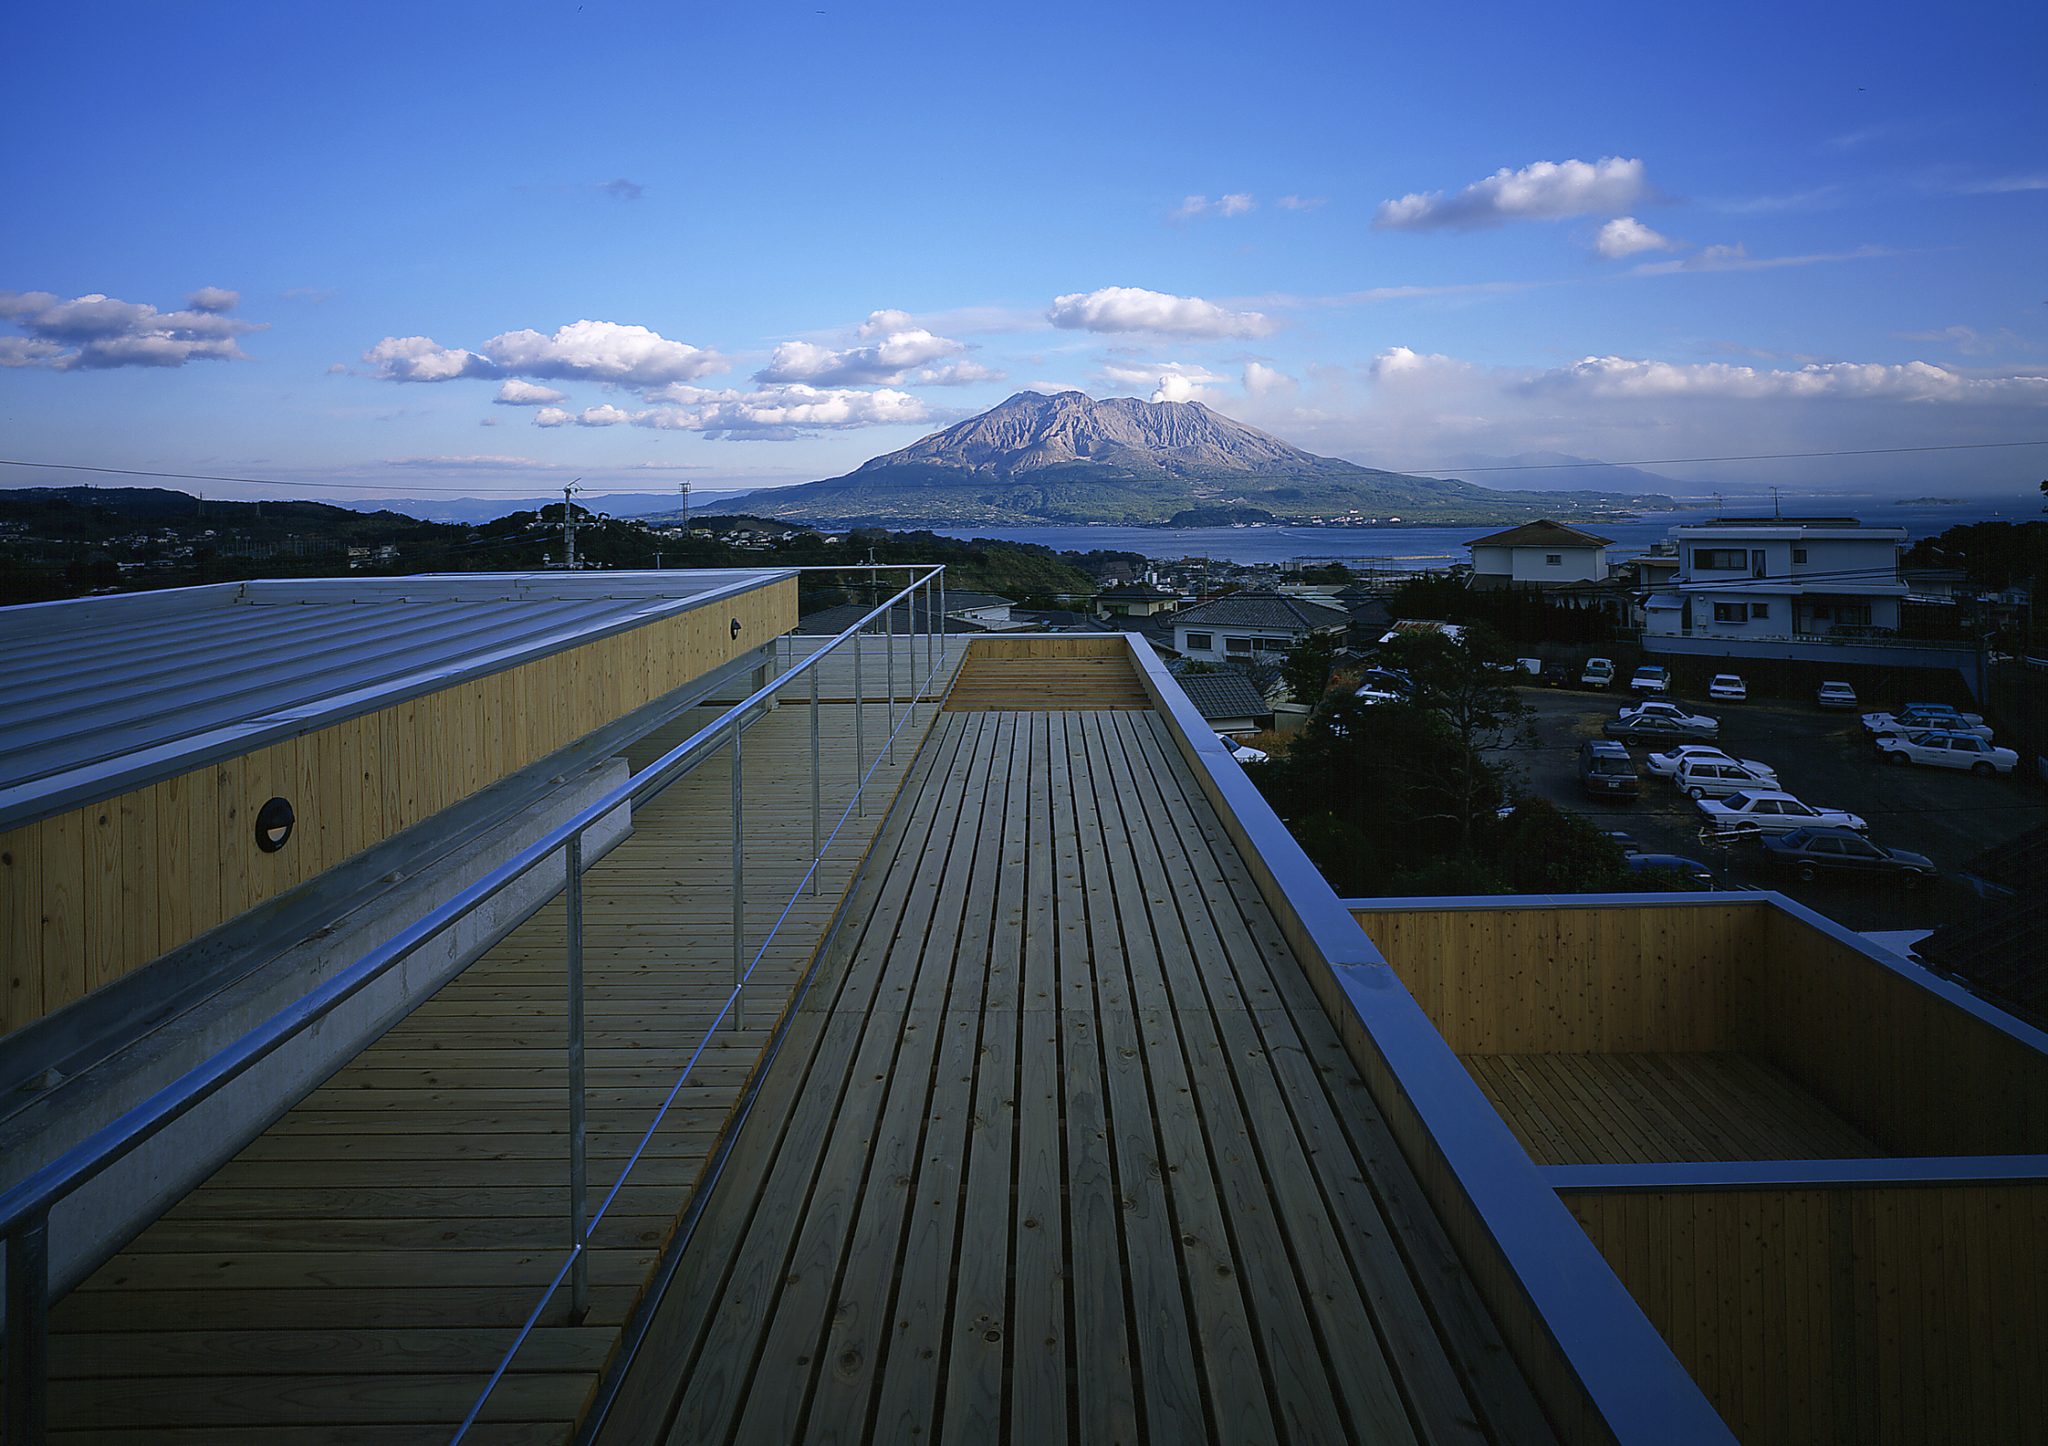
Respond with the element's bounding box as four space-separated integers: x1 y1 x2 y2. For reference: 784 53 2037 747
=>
0 570 788 829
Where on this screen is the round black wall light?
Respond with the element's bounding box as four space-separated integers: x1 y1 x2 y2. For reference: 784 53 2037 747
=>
255 796 296 853
730 616 742 639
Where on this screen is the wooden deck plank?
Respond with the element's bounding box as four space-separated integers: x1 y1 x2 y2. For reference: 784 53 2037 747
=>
607 691 1552 1445
1465 1050 1881 1164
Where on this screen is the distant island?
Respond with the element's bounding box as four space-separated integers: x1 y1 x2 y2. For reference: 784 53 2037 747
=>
745 391 1673 528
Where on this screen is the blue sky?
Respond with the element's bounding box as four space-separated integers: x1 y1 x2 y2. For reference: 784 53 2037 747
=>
3 0 2044 503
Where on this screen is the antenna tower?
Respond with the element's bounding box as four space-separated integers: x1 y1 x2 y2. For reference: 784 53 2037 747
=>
561 478 583 569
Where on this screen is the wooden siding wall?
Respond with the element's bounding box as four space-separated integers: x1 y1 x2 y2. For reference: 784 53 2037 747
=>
0 579 794 1036
962 635 1127 660
1565 1182 2048 1446
1752 910 2048 1157
1350 905 1766 1055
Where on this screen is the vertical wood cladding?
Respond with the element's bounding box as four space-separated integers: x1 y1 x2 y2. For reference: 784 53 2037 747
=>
1 578 794 1035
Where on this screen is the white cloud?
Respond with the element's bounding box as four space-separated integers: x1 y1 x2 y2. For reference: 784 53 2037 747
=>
1242 361 1297 397
1594 217 1677 259
1631 243 1890 276
1953 174 2048 195
913 359 1006 386
484 319 723 385
855 308 913 337
1094 359 1228 402
383 454 552 469
363 317 725 388
0 287 264 370
755 325 965 385
533 384 931 439
494 378 569 405
1375 156 1648 231
1275 195 1326 212
1532 355 2048 403
1172 193 1255 221
1048 286 1276 338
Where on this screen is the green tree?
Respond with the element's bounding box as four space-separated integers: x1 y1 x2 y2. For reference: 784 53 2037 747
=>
1280 632 1340 705
1377 625 1532 850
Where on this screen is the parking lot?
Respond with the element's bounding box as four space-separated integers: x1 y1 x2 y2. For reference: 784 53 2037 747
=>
1503 683 2047 931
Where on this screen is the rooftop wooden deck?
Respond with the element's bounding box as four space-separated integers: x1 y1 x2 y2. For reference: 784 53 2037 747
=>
40 635 960 1444
598 702 1555 1445
1462 1051 1882 1166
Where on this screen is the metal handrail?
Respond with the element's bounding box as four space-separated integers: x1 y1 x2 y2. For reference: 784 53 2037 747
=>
0 562 947 1446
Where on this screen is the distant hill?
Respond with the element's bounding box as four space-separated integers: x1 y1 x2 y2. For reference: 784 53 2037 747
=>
335 487 759 525
1409 451 1693 496
747 391 1672 526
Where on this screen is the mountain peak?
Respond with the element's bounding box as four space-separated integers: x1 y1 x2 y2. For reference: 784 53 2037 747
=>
859 389 1318 480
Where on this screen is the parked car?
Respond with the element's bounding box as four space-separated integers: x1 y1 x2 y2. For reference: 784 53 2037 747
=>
1629 664 1671 695
1581 657 1616 689
1862 703 1992 739
1645 744 1778 784
1515 657 1543 677
1541 663 1573 689
1758 827 1936 886
1675 756 1782 800
1354 683 1405 705
1815 681 1859 710
1707 674 1747 702
1578 739 1642 798
1619 699 1720 732
1605 711 1720 744
1217 733 1269 764
1696 789 1867 837
1622 852 1716 888
1875 730 2018 775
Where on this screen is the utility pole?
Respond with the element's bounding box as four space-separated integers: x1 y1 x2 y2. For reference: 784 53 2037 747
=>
679 479 691 530
561 479 582 570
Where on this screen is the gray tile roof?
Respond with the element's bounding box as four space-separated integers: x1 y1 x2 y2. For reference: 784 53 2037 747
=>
0 570 789 829
1174 671 1274 723
1170 591 1350 633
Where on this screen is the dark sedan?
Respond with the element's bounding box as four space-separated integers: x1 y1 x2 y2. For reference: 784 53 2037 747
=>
1602 712 1720 744
1757 827 1937 886
1622 852 1715 888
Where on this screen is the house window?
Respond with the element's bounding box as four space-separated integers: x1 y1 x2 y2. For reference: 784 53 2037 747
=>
1226 637 1252 654
1838 603 1872 626
1695 548 1748 570
1750 602 1769 619
1792 547 1808 564
1712 602 1749 624
1184 632 1212 651
1545 553 1562 566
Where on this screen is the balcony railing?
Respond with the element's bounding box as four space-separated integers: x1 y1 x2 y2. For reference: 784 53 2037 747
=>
0 563 950 1446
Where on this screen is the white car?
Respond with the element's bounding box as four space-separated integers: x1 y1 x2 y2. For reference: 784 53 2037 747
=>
1861 705 1992 740
1629 664 1671 694
1675 756 1781 800
1696 789 1867 837
1646 744 1778 784
1875 730 2017 775
1816 681 1859 710
1708 674 1747 702
1619 699 1719 731
1218 734 1269 764
1354 684 1404 705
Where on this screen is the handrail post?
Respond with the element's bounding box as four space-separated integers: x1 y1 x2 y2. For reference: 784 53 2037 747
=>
809 663 822 896
853 619 866 817
939 570 947 663
885 596 897 764
564 831 589 1320
730 719 746 1032
924 575 934 685
5 1213 50 1446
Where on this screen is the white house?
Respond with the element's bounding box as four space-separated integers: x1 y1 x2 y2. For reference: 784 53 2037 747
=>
1170 591 1351 663
1464 520 1612 590
1642 517 1908 643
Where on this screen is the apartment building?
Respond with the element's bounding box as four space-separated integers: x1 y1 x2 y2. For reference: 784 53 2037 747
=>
1643 516 1908 642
